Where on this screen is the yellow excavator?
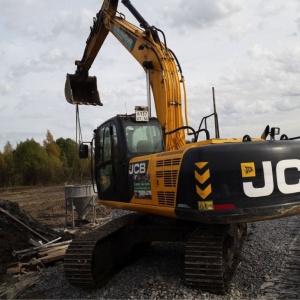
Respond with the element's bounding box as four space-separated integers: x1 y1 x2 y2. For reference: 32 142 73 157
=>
64 0 300 294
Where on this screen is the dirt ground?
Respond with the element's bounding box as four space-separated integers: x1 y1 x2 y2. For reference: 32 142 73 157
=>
0 185 111 278
1 185 77 228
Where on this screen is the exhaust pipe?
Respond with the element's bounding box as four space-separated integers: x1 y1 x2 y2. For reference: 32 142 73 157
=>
65 74 103 106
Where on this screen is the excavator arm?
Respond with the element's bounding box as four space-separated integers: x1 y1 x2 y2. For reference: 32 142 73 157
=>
65 0 188 150
64 0 118 107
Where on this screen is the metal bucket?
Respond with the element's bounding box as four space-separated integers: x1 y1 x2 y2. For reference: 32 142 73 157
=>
65 74 103 106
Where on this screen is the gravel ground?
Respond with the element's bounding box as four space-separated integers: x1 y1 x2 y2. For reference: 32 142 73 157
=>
19 213 299 300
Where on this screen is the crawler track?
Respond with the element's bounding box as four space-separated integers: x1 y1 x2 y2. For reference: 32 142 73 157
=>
64 213 145 287
65 214 247 294
185 224 247 294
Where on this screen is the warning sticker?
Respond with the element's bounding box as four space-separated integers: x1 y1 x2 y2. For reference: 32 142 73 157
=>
198 201 214 210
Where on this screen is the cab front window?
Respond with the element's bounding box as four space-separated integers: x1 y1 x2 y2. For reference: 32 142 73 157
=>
125 124 164 154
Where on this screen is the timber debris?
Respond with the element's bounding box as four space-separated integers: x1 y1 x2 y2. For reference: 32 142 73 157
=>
0 199 73 276
7 238 72 275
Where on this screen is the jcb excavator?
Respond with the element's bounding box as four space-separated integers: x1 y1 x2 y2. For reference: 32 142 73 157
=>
64 0 300 294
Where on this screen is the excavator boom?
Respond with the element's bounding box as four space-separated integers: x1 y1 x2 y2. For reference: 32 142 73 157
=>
65 0 187 150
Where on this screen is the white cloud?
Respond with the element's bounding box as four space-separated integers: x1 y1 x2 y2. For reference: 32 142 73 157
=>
248 44 275 60
0 0 300 150
168 0 241 28
229 22 263 41
51 9 94 38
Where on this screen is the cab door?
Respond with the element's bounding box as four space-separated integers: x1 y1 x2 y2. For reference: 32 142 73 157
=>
95 120 127 201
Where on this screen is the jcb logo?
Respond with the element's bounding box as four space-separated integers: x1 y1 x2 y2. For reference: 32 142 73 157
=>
241 159 300 197
129 161 148 175
245 167 252 173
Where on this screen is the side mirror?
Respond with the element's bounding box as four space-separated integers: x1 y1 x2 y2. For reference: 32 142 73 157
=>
79 143 89 159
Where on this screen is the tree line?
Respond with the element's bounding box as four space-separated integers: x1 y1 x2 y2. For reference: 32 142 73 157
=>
0 130 91 187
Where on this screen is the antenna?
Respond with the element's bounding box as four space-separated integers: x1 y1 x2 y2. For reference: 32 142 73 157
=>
212 87 220 138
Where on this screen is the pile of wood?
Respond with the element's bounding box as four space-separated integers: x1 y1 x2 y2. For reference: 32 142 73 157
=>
0 206 75 299
7 238 72 274
0 206 72 275
1 237 72 299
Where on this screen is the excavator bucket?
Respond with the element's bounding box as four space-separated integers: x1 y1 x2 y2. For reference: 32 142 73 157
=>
65 74 103 106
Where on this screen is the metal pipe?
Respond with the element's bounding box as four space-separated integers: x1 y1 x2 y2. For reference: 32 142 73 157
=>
18 250 38 260
146 69 151 117
0 207 49 243
212 87 220 138
12 240 72 257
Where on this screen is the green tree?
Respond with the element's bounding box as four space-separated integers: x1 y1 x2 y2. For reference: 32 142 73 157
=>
43 130 61 158
56 137 77 170
56 137 90 183
14 139 49 185
0 133 92 187
4 141 13 153
43 130 64 183
0 151 5 186
2 141 16 186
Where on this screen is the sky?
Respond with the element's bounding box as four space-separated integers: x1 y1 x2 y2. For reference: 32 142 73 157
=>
1 0 300 151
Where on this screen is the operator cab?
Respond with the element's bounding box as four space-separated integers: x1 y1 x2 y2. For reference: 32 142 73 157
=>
93 114 164 202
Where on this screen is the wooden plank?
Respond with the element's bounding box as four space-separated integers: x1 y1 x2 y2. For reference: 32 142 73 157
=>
38 248 67 259
39 250 66 264
38 245 68 256
6 262 22 268
28 257 43 266
7 265 22 274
